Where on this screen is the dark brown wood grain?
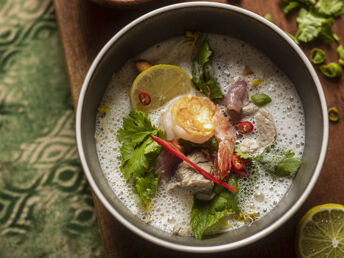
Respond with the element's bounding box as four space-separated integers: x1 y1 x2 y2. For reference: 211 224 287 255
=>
53 0 344 257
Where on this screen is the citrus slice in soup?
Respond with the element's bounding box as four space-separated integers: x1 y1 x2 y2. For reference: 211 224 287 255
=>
295 203 344 258
130 64 194 111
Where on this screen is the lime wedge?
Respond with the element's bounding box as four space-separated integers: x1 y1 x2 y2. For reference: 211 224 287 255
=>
296 203 344 258
130 64 194 112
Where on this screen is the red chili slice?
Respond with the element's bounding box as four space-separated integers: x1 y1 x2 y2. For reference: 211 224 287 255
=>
151 135 236 192
138 92 151 106
235 121 254 135
231 154 244 172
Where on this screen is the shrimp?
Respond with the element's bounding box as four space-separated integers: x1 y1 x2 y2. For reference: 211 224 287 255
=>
213 107 236 180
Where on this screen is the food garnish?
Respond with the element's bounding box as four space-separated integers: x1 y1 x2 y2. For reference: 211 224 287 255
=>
251 93 272 106
295 203 344 258
179 137 218 154
264 13 274 23
320 62 342 78
255 145 302 177
296 8 338 43
251 78 263 87
337 45 344 66
138 92 151 106
315 0 344 17
231 154 244 172
282 0 315 14
235 121 254 135
135 60 152 73
190 177 239 240
328 107 339 122
151 135 236 192
310 48 326 64
192 40 223 100
130 64 193 111
117 111 163 204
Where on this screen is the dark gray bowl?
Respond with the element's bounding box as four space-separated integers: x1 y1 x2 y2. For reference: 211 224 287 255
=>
76 2 328 253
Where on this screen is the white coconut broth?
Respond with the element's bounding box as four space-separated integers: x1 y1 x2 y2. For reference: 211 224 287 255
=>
95 34 305 236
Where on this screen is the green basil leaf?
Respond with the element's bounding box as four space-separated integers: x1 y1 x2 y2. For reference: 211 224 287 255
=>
337 45 344 66
311 48 326 64
320 62 343 78
251 93 272 106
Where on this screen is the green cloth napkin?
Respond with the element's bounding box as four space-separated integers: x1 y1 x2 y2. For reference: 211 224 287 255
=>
0 0 104 257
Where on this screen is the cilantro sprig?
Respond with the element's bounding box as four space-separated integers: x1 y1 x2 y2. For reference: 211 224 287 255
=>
117 110 163 204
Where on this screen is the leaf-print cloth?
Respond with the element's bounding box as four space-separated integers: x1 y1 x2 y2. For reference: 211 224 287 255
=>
0 0 104 257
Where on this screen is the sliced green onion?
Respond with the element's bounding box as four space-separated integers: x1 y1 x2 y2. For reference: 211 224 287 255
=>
337 45 344 66
251 93 272 107
264 14 274 23
311 48 325 64
328 107 339 122
320 63 342 78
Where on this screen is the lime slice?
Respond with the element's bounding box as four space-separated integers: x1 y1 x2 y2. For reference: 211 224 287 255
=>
130 64 194 111
296 203 344 258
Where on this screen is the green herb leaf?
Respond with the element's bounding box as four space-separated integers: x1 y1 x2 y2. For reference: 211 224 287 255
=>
264 14 274 23
287 32 300 44
192 40 224 100
117 110 163 203
135 171 160 204
282 0 315 14
179 136 218 154
311 48 326 64
275 158 302 176
251 93 272 106
337 45 344 66
254 145 301 177
296 8 337 43
190 176 239 239
315 0 344 17
320 62 343 78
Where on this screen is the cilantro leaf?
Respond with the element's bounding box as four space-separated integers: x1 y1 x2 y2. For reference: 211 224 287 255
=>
117 110 163 203
192 40 223 100
135 171 160 204
337 45 344 66
254 145 301 177
296 8 338 43
315 0 344 17
190 176 239 240
282 0 315 14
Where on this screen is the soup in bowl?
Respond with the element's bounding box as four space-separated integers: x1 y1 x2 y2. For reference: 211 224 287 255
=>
76 2 328 253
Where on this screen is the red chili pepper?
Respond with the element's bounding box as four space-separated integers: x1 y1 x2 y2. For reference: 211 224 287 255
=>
138 92 151 106
231 154 244 172
151 135 236 192
235 121 254 135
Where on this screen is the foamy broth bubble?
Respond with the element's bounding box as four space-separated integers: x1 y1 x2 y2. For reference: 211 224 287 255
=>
95 34 305 235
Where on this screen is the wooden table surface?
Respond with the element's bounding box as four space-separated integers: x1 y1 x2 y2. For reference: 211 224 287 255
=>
53 0 344 257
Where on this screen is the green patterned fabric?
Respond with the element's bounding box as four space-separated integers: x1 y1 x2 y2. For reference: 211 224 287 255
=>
0 0 104 257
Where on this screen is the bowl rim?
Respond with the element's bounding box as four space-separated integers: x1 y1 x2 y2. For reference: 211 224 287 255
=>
76 1 329 253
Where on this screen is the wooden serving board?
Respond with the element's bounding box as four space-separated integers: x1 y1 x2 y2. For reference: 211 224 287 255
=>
54 1 344 257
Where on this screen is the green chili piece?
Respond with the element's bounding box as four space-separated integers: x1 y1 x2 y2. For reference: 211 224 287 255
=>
311 48 325 64
328 107 339 122
337 45 344 66
320 62 342 78
251 93 272 107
